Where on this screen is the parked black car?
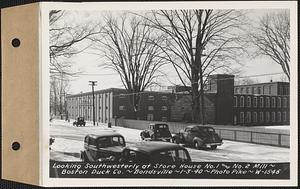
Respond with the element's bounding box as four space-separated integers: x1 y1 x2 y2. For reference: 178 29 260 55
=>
73 117 86 127
120 141 191 163
80 132 126 162
140 123 172 142
172 125 223 150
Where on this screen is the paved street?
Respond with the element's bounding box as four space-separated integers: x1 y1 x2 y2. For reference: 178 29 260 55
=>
50 120 289 162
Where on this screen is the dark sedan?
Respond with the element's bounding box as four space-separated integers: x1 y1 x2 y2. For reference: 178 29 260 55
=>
120 141 191 163
80 132 126 162
172 125 223 150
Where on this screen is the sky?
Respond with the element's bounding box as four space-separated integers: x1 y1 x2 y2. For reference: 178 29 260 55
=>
50 9 289 95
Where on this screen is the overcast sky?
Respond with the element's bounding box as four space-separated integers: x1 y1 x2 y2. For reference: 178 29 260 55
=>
50 9 288 94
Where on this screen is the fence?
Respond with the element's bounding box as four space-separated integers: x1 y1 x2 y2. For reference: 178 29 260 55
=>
114 118 290 148
214 128 289 147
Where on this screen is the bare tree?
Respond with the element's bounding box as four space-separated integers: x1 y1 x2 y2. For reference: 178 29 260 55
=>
49 10 102 77
144 10 246 123
92 13 166 116
250 11 290 80
49 10 102 119
50 73 70 118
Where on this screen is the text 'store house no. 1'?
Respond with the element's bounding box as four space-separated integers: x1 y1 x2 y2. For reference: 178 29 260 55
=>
65 74 289 126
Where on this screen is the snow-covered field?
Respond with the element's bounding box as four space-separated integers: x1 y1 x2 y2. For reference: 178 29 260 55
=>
50 120 289 162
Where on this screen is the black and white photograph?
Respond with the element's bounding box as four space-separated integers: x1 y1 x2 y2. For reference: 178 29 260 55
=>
42 1 297 186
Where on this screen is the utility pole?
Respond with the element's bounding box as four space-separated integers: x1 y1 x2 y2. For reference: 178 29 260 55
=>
89 81 97 126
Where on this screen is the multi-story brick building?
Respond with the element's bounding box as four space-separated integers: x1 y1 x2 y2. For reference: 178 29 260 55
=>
66 88 179 123
66 75 289 126
233 81 290 126
66 74 235 124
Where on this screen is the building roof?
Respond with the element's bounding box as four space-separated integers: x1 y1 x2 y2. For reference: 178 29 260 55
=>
67 88 127 98
234 81 289 88
234 94 289 97
67 87 187 98
125 141 185 154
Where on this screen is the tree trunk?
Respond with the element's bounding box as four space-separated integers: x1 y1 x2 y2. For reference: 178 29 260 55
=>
191 67 201 123
199 70 206 125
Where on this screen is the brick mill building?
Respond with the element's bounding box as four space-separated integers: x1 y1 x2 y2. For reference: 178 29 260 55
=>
233 82 290 126
66 74 289 126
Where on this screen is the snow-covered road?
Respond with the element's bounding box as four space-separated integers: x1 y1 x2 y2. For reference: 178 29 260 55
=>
50 120 289 162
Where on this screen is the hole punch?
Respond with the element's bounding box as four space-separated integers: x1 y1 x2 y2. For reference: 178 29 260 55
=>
11 38 21 47
12 142 21 151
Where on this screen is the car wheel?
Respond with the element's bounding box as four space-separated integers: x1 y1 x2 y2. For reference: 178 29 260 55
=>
151 134 156 141
211 145 217 150
194 141 202 150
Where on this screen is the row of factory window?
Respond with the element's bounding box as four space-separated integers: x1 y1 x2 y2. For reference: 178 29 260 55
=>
238 111 288 124
119 105 168 111
68 94 110 105
69 106 109 109
235 85 289 95
119 94 168 101
234 96 288 108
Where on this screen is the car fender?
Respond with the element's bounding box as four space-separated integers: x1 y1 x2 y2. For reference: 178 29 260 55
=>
193 137 203 144
81 150 93 162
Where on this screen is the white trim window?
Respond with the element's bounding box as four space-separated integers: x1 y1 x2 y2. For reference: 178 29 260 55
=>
148 95 155 101
246 111 251 123
283 97 288 108
240 112 244 124
240 96 244 107
283 112 287 121
260 97 264 108
247 96 251 107
272 97 276 108
253 112 257 122
266 112 270 122
277 97 282 108
266 97 270 108
234 96 238 107
272 112 276 122
277 112 282 122
253 97 257 107
259 111 264 122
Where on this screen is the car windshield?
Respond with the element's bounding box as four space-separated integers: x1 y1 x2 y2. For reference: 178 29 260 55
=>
155 124 169 130
194 127 215 132
152 149 190 163
97 136 125 148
